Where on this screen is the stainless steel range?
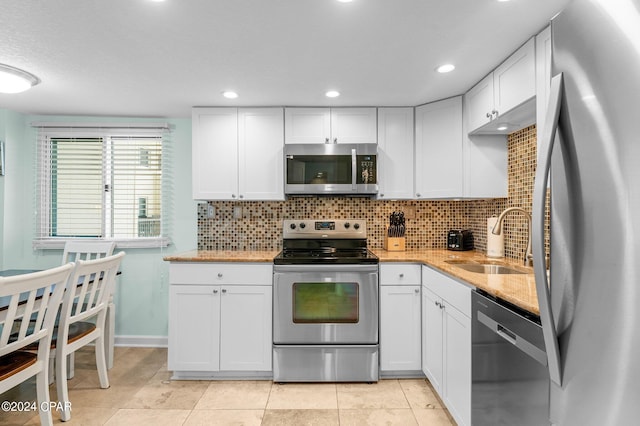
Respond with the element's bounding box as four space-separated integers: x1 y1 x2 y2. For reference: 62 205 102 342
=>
273 219 379 382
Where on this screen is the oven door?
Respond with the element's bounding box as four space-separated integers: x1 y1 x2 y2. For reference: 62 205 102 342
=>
273 264 378 344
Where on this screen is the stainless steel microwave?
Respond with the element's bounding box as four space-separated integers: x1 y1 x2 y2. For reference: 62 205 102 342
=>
284 143 378 196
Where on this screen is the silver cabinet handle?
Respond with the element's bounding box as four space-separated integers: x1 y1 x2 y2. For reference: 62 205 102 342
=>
492 109 499 117
231 194 236 198
416 193 421 197
213 289 218 294
325 137 330 144
239 194 244 199
333 138 338 144
217 273 223 278
399 273 404 278
532 72 564 386
486 112 492 118
222 288 227 293
379 193 384 198
414 288 419 294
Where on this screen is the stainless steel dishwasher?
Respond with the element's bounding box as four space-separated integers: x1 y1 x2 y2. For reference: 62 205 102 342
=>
472 290 550 425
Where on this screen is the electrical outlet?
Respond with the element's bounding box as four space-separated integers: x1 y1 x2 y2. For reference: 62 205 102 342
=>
207 205 215 218
233 206 243 219
404 204 416 219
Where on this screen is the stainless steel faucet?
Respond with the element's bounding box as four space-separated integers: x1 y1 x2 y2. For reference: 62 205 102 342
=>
491 207 533 266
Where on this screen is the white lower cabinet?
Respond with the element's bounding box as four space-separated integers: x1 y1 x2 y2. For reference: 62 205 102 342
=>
380 264 422 374
421 266 471 426
168 263 272 378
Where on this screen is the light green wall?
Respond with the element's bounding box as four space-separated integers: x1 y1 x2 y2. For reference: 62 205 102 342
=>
0 110 197 341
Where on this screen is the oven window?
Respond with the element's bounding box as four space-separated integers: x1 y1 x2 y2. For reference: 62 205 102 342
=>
292 282 359 323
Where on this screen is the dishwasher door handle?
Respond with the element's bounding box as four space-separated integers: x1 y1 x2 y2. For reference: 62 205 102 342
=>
477 311 548 366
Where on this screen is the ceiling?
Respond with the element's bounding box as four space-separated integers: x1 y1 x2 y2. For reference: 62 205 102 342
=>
0 0 571 119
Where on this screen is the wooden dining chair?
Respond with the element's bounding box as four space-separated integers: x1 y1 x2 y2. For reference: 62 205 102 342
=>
60 240 116 378
0 263 74 426
54 251 125 422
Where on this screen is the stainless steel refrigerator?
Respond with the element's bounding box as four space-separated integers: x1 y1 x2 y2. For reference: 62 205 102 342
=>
532 0 640 424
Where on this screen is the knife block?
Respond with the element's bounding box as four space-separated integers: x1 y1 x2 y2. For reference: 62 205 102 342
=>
384 235 406 252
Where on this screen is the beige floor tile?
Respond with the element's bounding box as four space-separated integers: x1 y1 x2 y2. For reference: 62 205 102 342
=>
104 408 191 426
398 379 443 409
339 408 418 426
124 379 209 410
195 381 272 410
61 385 143 409
267 383 338 410
22 407 119 425
412 408 456 426
262 409 339 426
337 379 410 409
184 409 263 426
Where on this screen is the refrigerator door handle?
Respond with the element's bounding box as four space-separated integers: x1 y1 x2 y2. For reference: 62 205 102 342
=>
533 72 564 386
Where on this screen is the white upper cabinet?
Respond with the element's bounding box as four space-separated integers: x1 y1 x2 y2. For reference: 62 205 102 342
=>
238 108 285 200
466 38 536 135
192 107 284 201
192 108 239 200
535 25 552 149
377 107 414 199
415 97 463 199
285 107 377 144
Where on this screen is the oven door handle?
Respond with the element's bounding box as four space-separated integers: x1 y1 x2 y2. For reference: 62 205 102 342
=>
273 264 379 273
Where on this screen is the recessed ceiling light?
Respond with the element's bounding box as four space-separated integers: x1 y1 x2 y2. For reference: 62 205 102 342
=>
0 63 40 94
436 64 455 73
222 91 238 99
497 125 508 131
336 0 354 3
325 90 340 98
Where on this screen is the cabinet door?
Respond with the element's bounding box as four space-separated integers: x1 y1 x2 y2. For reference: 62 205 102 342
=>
330 108 377 144
192 108 239 200
415 97 463 198
380 285 422 371
238 108 284 200
377 108 414 199
465 73 494 132
421 286 443 393
443 303 471 426
168 285 220 372
219 285 272 371
494 38 536 117
284 108 331 144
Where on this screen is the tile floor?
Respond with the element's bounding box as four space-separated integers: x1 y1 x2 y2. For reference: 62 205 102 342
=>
1 347 456 425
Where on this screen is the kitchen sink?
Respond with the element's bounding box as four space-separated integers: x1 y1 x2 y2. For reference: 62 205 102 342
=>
445 260 527 275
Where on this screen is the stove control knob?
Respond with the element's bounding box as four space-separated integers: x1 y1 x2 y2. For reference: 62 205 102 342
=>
299 222 306 229
344 222 350 229
353 223 360 230
290 223 296 230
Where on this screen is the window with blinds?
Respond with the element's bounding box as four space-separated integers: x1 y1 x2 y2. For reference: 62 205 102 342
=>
33 123 170 249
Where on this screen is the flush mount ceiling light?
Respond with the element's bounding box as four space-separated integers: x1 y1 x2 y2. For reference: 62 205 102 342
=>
222 91 238 99
436 64 456 73
325 90 340 98
0 63 40 94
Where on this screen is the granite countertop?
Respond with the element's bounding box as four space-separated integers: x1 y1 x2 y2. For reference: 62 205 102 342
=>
372 248 539 315
163 250 280 263
164 248 539 316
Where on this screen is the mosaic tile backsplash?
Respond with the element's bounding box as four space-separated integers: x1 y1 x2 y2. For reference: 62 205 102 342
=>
198 124 545 262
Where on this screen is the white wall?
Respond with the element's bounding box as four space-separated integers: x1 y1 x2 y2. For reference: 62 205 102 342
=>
0 110 197 344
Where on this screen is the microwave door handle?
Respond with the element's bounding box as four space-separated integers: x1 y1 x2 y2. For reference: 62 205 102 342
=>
351 148 357 191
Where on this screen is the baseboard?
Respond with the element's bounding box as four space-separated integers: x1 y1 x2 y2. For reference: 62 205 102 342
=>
114 335 168 348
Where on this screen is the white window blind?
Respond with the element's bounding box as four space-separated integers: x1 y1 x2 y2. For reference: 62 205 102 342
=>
33 123 171 249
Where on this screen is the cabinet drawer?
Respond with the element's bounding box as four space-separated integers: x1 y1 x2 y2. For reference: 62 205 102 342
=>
170 263 272 285
380 263 421 285
422 265 471 315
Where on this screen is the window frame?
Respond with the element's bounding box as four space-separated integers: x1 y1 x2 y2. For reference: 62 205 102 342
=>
32 123 171 250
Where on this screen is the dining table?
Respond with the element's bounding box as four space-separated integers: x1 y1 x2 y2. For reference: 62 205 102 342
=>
0 268 119 370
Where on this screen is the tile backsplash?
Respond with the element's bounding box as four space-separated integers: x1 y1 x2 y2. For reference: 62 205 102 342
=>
198 124 541 262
